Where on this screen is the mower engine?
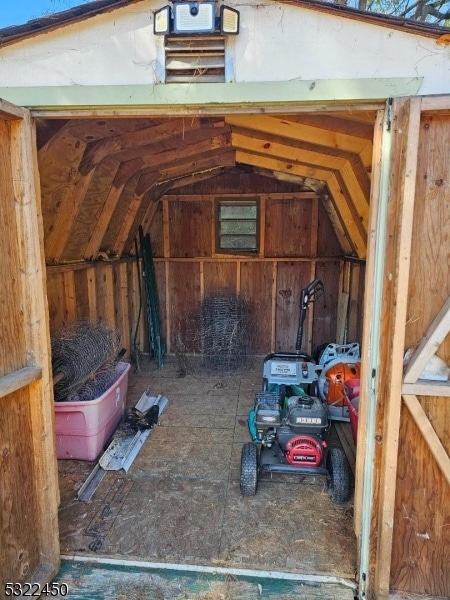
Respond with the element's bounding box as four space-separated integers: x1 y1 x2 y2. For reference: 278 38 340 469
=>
254 389 329 468
240 278 351 504
281 394 328 466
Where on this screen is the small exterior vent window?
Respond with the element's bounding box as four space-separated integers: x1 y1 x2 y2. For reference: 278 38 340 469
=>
165 35 225 83
217 199 259 253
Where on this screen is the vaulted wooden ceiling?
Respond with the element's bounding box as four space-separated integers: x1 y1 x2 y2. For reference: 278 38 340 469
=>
36 111 375 264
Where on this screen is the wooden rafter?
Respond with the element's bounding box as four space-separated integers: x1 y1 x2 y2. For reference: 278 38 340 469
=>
225 114 373 171
83 158 144 259
108 126 231 164
320 193 353 256
42 139 118 262
113 173 162 257
38 113 376 262
111 130 231 174
231 130 370 233
168 166 227 190
289 112 376 138
235 150 367 258
159 149 235 182
81 117 222 157
250 166 352 254
122 190 159 256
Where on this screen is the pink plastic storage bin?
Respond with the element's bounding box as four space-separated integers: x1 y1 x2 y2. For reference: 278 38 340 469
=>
54 362 130 461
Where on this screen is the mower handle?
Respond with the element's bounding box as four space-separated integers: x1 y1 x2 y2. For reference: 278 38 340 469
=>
295 278 324 353
301 278 324 311
264 352 313 363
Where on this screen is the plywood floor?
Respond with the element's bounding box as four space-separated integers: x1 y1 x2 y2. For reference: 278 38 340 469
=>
57 355 357 588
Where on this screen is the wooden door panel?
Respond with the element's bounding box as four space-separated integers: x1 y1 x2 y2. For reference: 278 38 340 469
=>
0 99 60 596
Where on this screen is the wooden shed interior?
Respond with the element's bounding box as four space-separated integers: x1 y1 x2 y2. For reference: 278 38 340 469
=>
39 108 370 587
2 97 449 600
41 111 372 353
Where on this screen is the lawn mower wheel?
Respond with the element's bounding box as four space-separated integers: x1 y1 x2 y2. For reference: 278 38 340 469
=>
240 442 259 496
327 447 350 504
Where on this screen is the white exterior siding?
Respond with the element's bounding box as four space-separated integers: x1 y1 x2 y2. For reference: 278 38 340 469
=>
0 3 162 86
233 2 450 94
0 0 449 95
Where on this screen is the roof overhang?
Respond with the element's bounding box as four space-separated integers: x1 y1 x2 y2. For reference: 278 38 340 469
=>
0 0 448 47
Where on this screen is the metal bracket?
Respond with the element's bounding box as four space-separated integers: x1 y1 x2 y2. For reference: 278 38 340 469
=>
386 97 393 132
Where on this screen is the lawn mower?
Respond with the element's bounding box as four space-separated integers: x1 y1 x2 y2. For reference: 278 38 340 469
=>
240 278 351 504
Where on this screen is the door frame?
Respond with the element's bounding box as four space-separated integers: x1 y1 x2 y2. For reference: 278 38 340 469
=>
356 95 450 599
6 90 450 599
0 98 60 587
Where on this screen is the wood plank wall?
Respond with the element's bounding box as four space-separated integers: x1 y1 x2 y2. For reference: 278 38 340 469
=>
149 188 365 356
0 118 40 583
45 177 365 361
1 108 60 587
388 112 450 597
46 260 146 358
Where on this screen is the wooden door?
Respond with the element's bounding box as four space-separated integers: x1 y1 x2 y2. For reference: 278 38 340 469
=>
356 97 450 599
0 99 60 596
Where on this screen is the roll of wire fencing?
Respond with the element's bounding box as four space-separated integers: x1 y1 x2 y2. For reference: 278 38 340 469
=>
51 320 123 402
185 292 254 372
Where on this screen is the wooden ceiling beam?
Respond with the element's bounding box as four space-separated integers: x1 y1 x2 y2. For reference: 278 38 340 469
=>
232 130 349 169
66 118 165 144
251 166 353 255
38 131 86 242
114 172 162 257
37 118 158 149
320 192 354 256
226 114 373 172
122 187 160 256
158 148 236 182
232 130 369 233
81 129 231 177
62 156 122 262
106 117 226 157
135 195 162 248
251 167 323 191
109 117 224 151
66 133 230 262
109 126 231 163
168 166 227 190
43 138 116 263
83 158 145 260
113 188 152 257
236 150 366 258
287 113 375 141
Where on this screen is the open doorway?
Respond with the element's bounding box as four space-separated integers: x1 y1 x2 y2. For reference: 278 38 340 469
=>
38 107 376 589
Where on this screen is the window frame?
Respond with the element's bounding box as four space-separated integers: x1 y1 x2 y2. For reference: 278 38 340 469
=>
215 197 260 256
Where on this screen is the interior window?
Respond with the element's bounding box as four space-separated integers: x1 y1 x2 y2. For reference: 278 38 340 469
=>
217 199 259 253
